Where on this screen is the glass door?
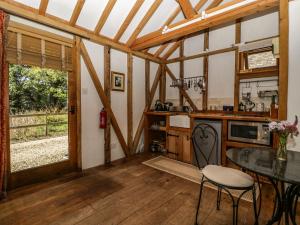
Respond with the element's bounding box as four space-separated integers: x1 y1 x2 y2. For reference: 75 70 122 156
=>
8 65 77 189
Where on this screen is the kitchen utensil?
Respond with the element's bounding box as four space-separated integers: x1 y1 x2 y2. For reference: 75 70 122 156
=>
163 102 173 111
244 100 256 112
238 102 245 111
223 105 234 112
256 102 265 112
182 106 190 112
154 100 163 111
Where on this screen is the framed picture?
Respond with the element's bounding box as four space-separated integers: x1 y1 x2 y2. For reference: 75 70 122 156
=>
111 71 125 91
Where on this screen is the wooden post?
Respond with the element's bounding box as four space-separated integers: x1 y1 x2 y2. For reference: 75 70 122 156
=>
45 113 48 136
74 35 82 169
80 42 129 156
179 40 184 106
202 29 209 110
159 64 166 102
278 0 289 120
145 60 150 106
234 19 241 112
104 45 111 164
127 53 133 154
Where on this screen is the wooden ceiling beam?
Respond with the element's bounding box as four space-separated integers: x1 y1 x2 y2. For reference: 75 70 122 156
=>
113 0 145 42
69 0 85 26
39 0 49 15
154 0 209 57
194 0 209 11
0 1 164 64
176 0 197 19
126 0 163 46
131 0 279 51
154 44 168 57
155 0 216 58
206 0 224 10
94 0 117 34
162 42 181 59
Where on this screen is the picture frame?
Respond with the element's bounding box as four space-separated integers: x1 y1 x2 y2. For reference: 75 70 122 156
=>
111 71 125 92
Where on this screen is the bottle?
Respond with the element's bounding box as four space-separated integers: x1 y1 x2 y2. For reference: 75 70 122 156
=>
270 95 278 119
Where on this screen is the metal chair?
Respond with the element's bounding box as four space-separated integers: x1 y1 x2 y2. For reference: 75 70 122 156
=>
192 123 258 225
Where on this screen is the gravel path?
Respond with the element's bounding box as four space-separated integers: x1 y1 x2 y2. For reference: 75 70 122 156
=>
10 136 68 172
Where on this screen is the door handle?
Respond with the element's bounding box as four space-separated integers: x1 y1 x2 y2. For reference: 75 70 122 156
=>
69 106 76 114
167 133 179 137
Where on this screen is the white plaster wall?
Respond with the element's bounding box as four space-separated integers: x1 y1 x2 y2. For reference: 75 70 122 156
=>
166 10 279 110
208 52 235 107
184 58 204 109
81 40 105 169
166 63 180 105
287 0 300 151
241 10 279 42
150 62 159 109
132 57 146 136
209 22 235 51
110 49 127 161
184 34 204 56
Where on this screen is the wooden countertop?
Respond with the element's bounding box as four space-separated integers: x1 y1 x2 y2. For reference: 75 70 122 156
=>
145 111 271 122
190 112 271 122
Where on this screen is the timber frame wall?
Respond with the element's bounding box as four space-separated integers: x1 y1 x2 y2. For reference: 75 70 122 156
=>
1 0 289 167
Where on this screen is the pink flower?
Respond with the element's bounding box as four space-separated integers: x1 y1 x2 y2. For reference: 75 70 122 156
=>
268 115 299 137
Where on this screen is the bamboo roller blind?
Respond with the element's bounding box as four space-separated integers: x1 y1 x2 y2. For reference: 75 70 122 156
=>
6 31 73 71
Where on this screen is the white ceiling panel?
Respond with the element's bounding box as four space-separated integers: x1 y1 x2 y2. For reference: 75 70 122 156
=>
169 47 179 59
47 0 77 21
76 0 109 31
101 0 137 38
220 0 234 6
171 11 185 25
147 46 160 54
14 0 41 8
196 0 213 12
119 0 155 43
160 43 175 57
139 0 178 37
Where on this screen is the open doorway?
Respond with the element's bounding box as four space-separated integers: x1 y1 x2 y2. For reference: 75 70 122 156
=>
7 64 77 189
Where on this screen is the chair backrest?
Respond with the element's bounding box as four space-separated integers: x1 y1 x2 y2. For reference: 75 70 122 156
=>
192 123 218 169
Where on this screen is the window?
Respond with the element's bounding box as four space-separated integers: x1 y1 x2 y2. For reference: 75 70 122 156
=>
239 47 278 72
247 51 277 69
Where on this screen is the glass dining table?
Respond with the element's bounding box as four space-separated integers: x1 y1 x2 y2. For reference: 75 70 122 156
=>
227 147 300 225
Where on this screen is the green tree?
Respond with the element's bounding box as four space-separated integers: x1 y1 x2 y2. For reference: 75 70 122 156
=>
9 64 68 114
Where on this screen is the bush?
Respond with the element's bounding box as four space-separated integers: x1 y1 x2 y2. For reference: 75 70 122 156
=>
9 64 68 114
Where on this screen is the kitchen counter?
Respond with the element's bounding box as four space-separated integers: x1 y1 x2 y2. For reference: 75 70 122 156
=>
144 110 274 168
190 112 271 122
145 111 271 122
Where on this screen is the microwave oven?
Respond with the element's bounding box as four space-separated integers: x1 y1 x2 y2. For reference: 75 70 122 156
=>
228 121 271 146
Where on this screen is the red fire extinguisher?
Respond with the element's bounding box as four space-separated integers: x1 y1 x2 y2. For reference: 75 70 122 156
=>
99 108 107 129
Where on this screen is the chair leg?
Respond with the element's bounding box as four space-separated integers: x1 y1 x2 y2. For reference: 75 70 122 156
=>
252 186 259 225
232 203 238 225
195 178 205 225
217 187 222 210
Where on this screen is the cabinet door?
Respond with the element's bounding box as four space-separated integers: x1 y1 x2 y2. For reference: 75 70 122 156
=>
166 131 180 160
182 134 191 163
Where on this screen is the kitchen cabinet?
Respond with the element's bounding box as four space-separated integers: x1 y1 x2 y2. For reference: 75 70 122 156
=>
166 129 191 163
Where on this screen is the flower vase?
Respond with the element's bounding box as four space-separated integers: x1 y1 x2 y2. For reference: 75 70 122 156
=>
277 134 288 161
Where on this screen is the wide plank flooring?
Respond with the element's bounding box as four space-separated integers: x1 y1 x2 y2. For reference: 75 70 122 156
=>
0 153 299 225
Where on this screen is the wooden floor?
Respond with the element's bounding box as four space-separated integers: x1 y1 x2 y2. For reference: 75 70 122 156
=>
0 153 298 225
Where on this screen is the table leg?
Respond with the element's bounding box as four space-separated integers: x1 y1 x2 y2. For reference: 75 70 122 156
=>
286 184 300 225
267 181 300 225
267 178 284 225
